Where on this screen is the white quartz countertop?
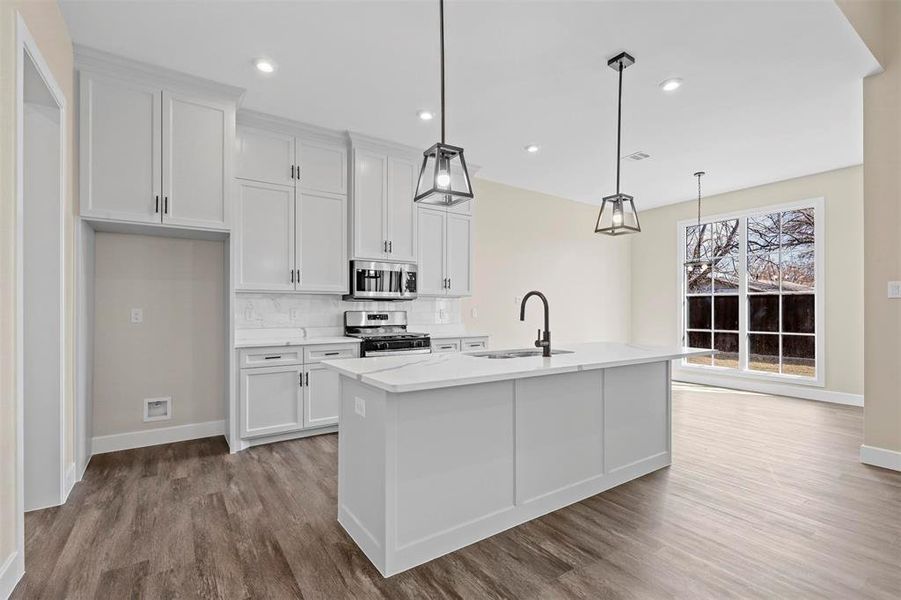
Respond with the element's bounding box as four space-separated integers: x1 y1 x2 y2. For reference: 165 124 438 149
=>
322 341 713 393
235 332 360 349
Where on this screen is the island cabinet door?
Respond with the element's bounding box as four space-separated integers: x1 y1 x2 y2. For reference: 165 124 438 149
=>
303 363 340 428
240 365 304 438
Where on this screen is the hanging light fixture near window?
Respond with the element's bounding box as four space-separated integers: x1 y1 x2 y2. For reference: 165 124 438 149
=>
595 51 641 235
414 0 474 207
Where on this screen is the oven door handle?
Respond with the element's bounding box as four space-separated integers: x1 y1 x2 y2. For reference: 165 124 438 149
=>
363 348 432 356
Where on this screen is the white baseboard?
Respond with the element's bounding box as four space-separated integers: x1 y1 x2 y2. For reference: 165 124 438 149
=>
0 551 24 600
91 420 225 455
673 371 863 407
860 445 901 472
63 462 76 501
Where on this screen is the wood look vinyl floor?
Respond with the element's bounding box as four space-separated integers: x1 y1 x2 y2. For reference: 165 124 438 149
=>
12 384 901 599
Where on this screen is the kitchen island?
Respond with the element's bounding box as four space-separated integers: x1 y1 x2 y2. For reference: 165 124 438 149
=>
322 342 712 577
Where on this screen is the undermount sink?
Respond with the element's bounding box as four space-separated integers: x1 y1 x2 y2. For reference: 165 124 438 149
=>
468 349 575 359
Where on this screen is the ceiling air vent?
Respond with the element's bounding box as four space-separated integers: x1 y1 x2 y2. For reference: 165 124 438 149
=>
623 151 650 161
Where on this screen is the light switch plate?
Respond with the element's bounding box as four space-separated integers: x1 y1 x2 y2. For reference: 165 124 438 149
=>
130 308 143 324
889 281 901 299
354 396 366 418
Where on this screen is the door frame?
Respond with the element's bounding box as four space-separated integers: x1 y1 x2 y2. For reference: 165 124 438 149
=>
13 11 69 585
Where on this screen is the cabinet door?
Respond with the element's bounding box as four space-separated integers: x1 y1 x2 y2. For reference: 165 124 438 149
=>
446 213 472 296
417 208 447 296
386 156 418 262
240 365 303 438
236 125 295 186
235 181 295 291
352 149 388 260
162 91 231 229
296 191 347 293
303 363 340 428
297 138 347 196
79 72 161 223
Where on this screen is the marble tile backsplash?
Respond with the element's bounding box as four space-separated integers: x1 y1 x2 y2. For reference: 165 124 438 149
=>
235 294 462 335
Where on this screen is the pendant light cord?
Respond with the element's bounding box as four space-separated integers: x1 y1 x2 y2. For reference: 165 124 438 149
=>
440 0 446 144
615 62 623 195
694 171 705 228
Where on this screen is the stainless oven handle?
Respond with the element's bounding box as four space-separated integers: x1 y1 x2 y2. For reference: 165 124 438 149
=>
363 348 432 356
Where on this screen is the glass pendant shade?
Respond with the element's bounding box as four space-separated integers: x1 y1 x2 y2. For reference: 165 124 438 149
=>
595 193 641 235
414 142 474 207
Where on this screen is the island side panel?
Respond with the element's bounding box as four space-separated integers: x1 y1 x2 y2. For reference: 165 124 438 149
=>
386 380 516 575
338 376 388 573
603 361 671 475
514 370 605 506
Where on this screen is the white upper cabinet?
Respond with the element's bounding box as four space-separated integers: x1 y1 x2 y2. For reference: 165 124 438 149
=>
417 208 446 296
296 191 347 293
417 208 473 298
235 180 295 291
353 148 388 259
79 72 161 223
387 156 418 262
446 213 473 296
350 137 419 262
234 118 349 294
297 139 347 196
77 63 237 231
235 126 295 186
162 91 231 229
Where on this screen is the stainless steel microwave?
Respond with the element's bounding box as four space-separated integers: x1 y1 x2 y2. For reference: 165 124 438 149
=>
344 261 418 301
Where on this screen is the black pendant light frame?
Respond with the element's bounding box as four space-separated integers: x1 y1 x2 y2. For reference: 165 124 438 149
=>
595 51 641 236
414 0 474 207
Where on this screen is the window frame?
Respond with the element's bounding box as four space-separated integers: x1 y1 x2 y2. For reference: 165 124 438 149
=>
674 197 825 388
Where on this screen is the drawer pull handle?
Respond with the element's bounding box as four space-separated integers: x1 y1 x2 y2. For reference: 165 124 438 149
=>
264 355 282 360
324 352 340 356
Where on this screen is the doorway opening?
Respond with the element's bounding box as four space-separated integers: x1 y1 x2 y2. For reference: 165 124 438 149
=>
16 16 68 521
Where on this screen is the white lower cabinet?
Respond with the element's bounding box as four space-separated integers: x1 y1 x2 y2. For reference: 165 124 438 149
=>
303 363 340 428
240 364 303 438
431 336 489 354
239 344 358 442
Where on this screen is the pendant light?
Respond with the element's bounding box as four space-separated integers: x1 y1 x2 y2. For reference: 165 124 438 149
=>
687 170 706 263
414 0 474 207
595 51 641 235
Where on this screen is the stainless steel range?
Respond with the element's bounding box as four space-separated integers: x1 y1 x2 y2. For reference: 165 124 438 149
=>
344 311 431 357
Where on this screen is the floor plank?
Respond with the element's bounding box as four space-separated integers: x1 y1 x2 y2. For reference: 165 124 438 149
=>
11 384 901 599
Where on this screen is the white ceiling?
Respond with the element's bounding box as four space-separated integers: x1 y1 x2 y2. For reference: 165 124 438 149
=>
60 0 878 209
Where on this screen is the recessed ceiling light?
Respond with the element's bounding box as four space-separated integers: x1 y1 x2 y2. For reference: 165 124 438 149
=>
524 144 540 153
659 77 683 92
417 110 434 121
254 58 276 74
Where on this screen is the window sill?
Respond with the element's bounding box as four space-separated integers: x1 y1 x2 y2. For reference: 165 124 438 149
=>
674 362 824 388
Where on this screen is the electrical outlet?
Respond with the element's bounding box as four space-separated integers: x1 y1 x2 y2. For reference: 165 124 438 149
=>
470 307 479 319
143 397 171 422
514 296 522 306
243 308 254 321
130 308 143 324
289 308 299 321
354 396 366 418
889 281 901 299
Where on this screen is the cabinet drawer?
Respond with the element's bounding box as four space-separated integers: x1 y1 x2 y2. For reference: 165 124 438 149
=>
240 347 303 368
431 339 461 353
461 337 488 351
304 344 359 363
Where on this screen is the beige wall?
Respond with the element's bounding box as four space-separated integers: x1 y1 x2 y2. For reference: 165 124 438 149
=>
0 0 74 571
93 233 226 437
462 178 632 348
630 166 864 397
838 0 901 454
